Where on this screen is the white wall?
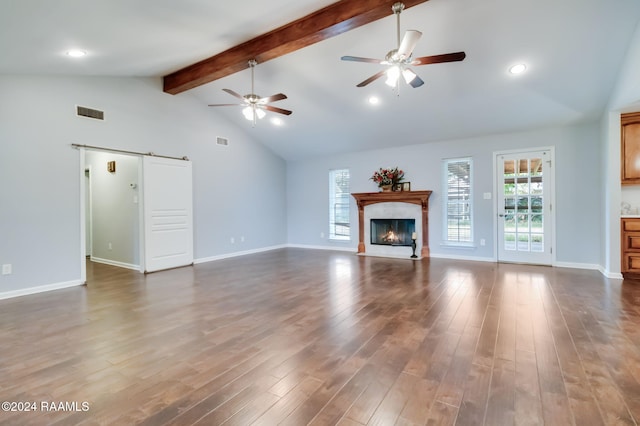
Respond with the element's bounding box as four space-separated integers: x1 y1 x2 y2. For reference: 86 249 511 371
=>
287 123 602 267
0 75 287 296
608 19 640 111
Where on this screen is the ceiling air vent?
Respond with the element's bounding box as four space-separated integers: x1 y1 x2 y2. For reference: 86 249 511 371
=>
216 136 229 146
76 105 104 121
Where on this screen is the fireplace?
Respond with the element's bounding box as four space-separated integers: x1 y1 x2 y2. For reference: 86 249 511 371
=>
370 219 415 246
351 191 432 258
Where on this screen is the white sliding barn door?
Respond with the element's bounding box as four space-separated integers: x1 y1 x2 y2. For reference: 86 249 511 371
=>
142 156 193 273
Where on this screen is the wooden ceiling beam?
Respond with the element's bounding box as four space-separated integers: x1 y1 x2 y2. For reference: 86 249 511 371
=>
163 0 431 94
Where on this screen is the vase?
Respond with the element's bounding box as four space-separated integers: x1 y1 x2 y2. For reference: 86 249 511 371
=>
380 184 392 192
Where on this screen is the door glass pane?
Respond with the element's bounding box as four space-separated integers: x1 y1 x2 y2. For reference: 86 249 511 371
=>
531 214 543 232
531 180 543 195
505 233 516 250
531 234 543 252
517 214 530 232
505 197 515 211
504 160 515 177
517 179 529 195
504 214 516 231
518 234 530 251
504 181 516 195
531 158 542 176
517 197 529 213
517 159 529 176
531 196 542 213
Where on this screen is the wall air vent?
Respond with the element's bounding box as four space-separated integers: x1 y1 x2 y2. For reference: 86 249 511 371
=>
76 105 104 121
216 136 229 146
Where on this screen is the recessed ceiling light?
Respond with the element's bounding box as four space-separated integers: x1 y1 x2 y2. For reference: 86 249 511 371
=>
66 49 87 58
270 117 283 126
509 63 527 75
368 96 380 105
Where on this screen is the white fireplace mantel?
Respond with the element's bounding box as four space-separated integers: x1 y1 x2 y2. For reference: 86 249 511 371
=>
351 190 432 258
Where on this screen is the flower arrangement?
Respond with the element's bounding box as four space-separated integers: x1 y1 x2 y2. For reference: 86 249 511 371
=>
370 167 405 187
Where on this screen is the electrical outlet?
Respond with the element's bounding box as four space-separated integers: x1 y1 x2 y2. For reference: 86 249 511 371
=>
108 242 112 250
480 239 486 246
320 232 325 238
240 236 245 243
2 264 11 275
230 237 235 244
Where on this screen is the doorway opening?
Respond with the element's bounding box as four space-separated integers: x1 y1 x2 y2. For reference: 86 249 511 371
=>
83 150 141 274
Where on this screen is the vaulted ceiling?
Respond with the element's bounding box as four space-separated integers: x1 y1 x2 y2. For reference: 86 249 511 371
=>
2 0 640 161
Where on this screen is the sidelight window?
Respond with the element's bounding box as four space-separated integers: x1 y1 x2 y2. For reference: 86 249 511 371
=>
443 158 473 244
329 169 350 240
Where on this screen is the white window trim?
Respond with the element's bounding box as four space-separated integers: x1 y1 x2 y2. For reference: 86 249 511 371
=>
442 157 474 247
329 168 351 241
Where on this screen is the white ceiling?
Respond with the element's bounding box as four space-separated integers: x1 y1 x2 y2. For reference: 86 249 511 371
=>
2 0 640 161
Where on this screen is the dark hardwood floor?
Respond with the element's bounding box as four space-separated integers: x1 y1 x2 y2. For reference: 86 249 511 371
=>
1 248 640 425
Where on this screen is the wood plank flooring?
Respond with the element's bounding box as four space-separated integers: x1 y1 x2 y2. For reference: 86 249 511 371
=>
1 248 640 425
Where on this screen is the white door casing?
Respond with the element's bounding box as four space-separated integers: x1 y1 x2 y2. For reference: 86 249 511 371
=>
496 149 554 265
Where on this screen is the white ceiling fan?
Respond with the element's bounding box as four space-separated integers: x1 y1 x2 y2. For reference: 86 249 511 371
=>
208 59 292 125
341 2 466 89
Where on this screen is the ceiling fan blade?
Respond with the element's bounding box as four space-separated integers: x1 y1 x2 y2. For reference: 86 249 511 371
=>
262 105 292 116
408 73 424 88
397 30 422 59
208 103 243 107
413 51 466 66
341 56 383 64
356 70 387 87
222 88 246 100
259 93 287 104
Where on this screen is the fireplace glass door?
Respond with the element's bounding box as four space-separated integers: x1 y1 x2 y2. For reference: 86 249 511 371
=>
370 219 415 246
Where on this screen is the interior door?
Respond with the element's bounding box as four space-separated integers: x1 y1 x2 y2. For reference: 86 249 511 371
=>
142 156 193 273
496 150 553 265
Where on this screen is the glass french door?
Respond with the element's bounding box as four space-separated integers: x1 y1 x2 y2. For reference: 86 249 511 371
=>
496 150 553 265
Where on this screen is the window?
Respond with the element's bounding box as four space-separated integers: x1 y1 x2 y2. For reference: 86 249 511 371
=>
444 158 473 244
329 169 350 240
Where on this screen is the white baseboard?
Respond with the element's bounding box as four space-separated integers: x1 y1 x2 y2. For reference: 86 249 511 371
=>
0 279 83 300
554 262 623 279
596 265 624 279
286 244 355 253
90 257 140 271
429 252 496 263
195 244 356 264
419 254 615 278
554 261 600 270
194 244 288 264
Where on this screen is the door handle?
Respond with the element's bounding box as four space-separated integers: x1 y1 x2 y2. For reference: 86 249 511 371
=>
498 213 505 217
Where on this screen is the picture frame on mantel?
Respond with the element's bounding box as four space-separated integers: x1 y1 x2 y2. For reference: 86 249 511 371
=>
392 183 402 192
402 182 411 191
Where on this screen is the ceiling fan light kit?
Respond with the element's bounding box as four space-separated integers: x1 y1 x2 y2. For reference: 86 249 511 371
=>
242 105 265 121
341 2 466 90
208 59 292 126
208 2 465 125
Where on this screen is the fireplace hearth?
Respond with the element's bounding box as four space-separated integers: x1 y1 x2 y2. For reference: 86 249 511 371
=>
371 219 415 246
